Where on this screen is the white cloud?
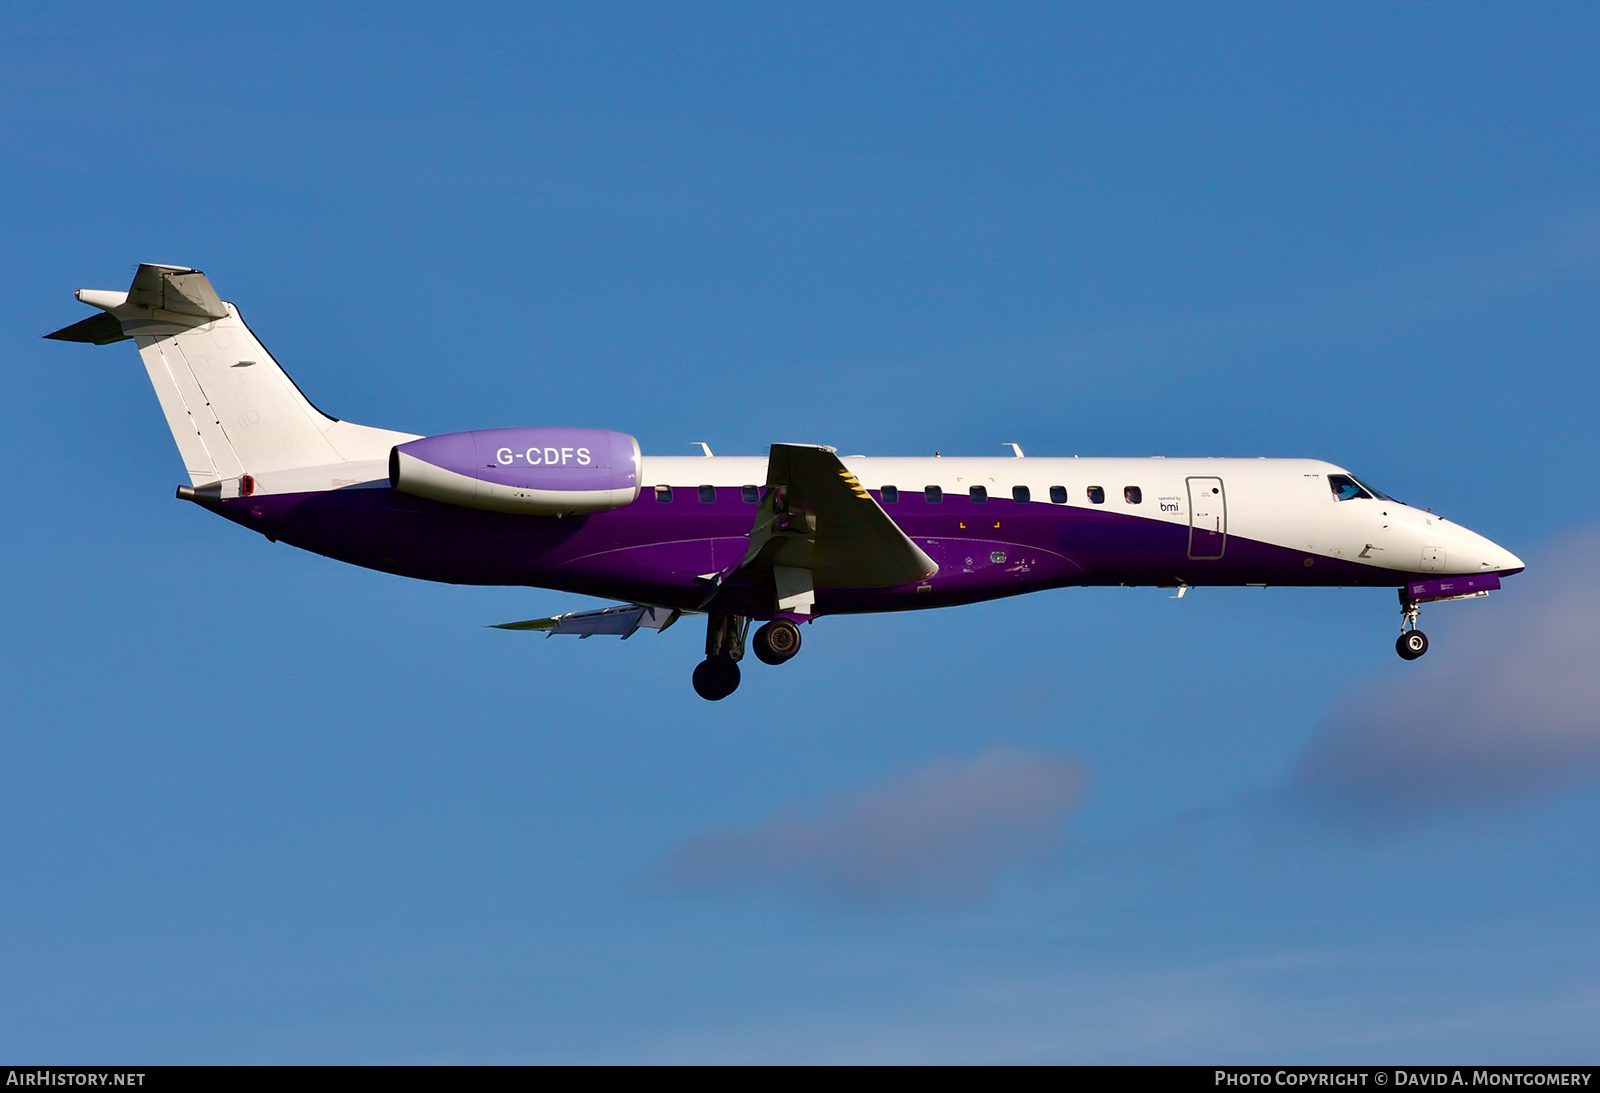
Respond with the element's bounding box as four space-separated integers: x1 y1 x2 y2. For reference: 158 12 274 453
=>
665 747 1086 907
1294 530 1600 820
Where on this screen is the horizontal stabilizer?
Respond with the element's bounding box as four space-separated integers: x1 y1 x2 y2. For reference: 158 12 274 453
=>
44 312 130 344
125 263 228 320
46 263 229 346
493 603 685 638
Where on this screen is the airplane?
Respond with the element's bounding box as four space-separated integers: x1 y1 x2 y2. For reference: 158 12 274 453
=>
47 264 1526 700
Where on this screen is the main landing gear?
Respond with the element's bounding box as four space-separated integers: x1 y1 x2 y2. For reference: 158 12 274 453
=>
1395 589 1429 661
752 619 802 665
693 613 747 701
692 614 805 699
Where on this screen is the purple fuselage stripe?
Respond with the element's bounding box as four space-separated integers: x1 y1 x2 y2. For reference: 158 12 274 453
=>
214 487 1483 619
1406 572 1501 600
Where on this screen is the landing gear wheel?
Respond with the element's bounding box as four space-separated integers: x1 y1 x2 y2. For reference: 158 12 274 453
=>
752 620 803 665
692 655 742 700
1396 630 1429 660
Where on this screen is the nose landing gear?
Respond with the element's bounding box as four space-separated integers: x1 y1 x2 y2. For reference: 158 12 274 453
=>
1396 590 1428 661
1396 629 1429 659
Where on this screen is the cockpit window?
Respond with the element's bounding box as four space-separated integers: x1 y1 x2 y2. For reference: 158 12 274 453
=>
1328 474 1369 502
1328 473 1395 502
1352 474 1394 502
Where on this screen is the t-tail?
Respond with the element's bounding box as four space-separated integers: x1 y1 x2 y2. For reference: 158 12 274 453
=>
46 263 415 498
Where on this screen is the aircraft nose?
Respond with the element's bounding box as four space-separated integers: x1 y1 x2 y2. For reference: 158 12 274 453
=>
1475 531 1524 576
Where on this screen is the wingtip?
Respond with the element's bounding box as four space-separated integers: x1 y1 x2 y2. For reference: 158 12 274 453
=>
489 619 557 631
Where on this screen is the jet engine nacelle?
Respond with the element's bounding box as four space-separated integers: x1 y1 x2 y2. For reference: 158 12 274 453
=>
390 428 641 515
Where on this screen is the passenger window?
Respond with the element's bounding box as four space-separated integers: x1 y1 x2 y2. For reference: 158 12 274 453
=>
1124 486 1142 504
698 485 716 503
970 485 988 503
880 485 899 503
1087 486 1105 505
741 485 760 504
925 486 943 503
1328 474 1372 502
1012 485 1030 503
1049 486 1067 505
654 486 673 503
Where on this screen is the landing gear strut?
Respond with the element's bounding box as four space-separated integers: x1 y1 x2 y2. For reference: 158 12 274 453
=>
752 619 802 665
693 613 748 700
1396 590 1429 661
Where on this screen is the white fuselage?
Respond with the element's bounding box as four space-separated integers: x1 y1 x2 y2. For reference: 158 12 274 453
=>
636 455 1522 578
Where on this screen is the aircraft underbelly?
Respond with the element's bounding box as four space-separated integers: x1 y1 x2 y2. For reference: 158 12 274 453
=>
217 487 1424 614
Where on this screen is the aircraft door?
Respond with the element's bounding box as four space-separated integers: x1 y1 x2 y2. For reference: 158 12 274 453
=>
1187 476 1226 559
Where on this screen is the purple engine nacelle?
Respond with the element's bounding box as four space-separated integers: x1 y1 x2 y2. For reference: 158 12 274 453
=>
390 428 641 516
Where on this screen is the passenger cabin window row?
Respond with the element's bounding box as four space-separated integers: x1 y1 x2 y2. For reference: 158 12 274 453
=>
653 483 1150 506
869 484 1145 505
654 485 765 503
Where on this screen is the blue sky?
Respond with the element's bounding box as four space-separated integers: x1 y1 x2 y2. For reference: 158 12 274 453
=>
4 2 1599 1062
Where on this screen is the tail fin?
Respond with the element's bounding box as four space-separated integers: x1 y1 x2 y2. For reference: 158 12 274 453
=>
47 263 412 487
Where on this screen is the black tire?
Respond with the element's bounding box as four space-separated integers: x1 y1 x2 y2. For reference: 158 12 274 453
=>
752 620 803 666
692 655 741 700
1396 630 1429 660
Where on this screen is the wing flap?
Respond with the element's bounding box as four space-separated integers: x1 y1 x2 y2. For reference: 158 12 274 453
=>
493 603 684 638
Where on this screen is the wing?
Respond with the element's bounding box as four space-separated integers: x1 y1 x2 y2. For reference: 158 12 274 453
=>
742 443 937 591
492 603 685 638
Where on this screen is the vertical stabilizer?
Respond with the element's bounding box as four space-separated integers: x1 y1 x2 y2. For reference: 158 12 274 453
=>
132 302 345 483
47 264 415 487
